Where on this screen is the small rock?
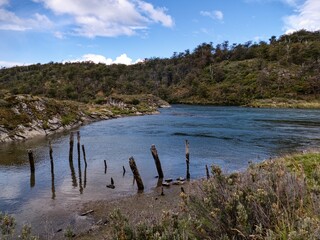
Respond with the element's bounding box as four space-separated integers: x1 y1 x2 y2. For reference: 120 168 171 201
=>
162 182 170 187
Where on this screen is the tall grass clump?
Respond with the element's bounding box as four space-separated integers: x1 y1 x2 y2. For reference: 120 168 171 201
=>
109 152 320 240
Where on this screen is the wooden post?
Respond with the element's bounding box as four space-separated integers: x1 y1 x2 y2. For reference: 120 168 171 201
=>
28 150 35 173
185 140 190 180
123 166 126 176
51 154 55 199
69 158 77 187
129 157 144 191
206 165 210 180
82 144 87 167
104 160 107 174
69 132 74 162
49 141 53 162
150 144 164 179
77 131 81 163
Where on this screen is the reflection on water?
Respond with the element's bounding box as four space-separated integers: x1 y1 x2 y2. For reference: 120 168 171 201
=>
1 105 320 230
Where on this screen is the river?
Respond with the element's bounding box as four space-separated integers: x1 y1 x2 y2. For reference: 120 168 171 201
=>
1 105 320 235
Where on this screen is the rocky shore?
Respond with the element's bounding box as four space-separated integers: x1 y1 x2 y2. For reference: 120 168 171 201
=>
0 93 170 143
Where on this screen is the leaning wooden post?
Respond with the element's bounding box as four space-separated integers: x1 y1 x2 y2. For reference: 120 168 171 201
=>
69 132 74 162
104 160 107 174
129 157 144 191
206 164 210 180
28 150 35 173
82 144 87 167
77 131 81 162
150 144 164 179
185 140 190 180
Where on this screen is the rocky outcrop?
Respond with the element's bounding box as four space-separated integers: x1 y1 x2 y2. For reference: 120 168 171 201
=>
0 94 169 143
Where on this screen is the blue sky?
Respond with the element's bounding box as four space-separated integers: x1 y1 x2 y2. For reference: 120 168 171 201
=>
0 0 319 67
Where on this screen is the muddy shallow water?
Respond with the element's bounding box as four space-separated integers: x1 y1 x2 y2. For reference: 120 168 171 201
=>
1 105 320 236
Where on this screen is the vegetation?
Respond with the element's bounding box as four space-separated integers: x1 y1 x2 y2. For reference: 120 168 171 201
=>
1 30 320 106
106 152 320 239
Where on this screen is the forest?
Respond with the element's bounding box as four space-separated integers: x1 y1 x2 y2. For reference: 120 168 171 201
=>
1 30 320 105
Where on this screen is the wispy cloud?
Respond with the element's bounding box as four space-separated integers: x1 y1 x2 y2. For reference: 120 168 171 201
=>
67 53 143 65
200 10 224 21
283 0 320 33
0 1 53 31
33 0 174 38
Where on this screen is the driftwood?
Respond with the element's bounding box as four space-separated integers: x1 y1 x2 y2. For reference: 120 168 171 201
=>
129 157 144 191
150 144 164 179
80 210 94 216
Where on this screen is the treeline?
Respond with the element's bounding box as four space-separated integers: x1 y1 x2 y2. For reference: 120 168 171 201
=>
1 30 320 105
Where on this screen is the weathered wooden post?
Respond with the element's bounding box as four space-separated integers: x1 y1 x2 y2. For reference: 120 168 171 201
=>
69 159 77 188
82 144 87 167
69 132 74 162
123 166 126 176
206 165 210 180
150 144 164 179
104 160 107 174
49 142 55 199
185 140 190 180
28 150 35 173
129 157 144 191
28 149 35 187
49 141 53 162
77 131 81 161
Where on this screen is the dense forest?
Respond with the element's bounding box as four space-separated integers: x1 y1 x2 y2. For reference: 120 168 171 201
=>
1 30 320 105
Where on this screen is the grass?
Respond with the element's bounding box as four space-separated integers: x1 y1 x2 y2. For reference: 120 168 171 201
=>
103 151 320 240
248 98 320 109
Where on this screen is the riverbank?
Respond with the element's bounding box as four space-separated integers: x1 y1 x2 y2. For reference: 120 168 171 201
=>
73 151 320 240
0 93 169 143
246 98 320 109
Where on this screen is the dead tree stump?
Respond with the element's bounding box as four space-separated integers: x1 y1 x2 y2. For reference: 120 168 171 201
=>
150 144 164 179
129 157 144 191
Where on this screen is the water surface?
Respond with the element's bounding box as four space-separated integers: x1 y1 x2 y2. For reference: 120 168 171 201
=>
1 105 320 231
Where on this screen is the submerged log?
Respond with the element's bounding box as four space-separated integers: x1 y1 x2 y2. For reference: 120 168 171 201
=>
129 157 144 191
150 144 164 179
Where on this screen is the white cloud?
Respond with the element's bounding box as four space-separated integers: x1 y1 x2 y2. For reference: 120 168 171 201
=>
34 0 174 37
0 0 8 7
0 7 53 31
67 53 143 65
200 10 224 21
283 0 320 33
0 60 30 68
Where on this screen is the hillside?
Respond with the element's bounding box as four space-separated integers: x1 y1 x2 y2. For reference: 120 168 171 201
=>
0 30 320 106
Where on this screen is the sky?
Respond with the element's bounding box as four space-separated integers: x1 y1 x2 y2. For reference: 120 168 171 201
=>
0 0 319 68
